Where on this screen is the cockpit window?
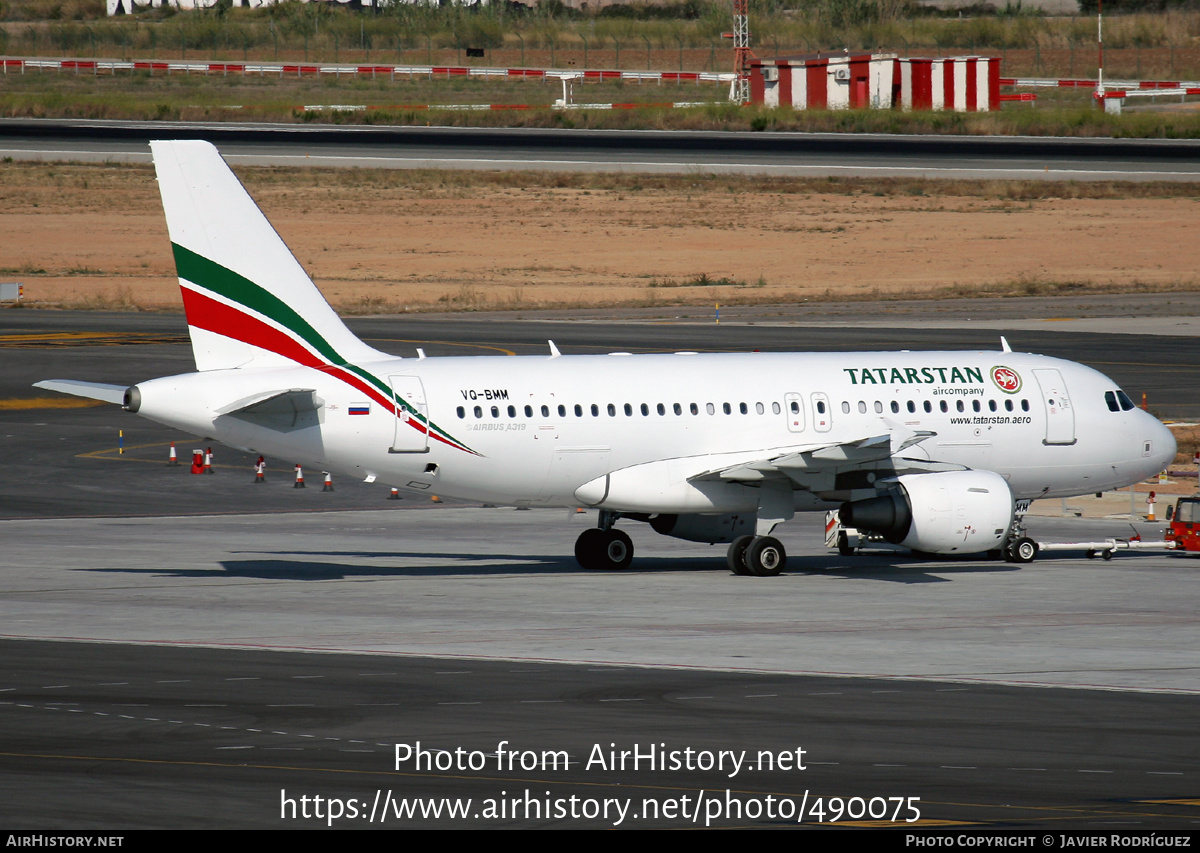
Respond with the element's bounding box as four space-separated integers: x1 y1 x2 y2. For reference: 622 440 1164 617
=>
1105 391 1119 412
1116 390 1135 411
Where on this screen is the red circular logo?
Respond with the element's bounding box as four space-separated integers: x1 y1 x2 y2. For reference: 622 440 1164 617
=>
991 366 1021 394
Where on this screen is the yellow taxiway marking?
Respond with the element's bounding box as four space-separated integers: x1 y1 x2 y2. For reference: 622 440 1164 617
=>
0 397 104 410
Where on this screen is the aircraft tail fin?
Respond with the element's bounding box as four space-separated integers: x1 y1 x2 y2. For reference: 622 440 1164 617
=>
151 140 382 373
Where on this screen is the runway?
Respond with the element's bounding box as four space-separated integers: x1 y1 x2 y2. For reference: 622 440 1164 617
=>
2 307 1199 828
3 118 1200 180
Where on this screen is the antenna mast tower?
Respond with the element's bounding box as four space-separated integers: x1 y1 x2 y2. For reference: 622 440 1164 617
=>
733 0 751 104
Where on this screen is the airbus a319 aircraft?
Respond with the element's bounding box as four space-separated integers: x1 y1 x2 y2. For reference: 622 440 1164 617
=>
38 141 1176 576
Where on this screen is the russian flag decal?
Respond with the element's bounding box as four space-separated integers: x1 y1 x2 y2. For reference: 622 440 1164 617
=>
349 403 371 416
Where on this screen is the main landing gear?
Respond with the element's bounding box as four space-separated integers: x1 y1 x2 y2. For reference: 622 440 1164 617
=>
727 535 787 577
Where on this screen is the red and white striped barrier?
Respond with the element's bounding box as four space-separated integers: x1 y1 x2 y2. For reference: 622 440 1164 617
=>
296 101 721 112
1001 76 1200 90
0 56 734 85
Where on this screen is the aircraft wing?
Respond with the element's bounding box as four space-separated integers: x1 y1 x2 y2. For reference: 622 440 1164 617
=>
688 421 943 494
575 425 950 512
34 379 128 406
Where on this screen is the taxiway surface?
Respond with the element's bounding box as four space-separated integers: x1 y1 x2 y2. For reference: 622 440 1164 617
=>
2 307 1198 829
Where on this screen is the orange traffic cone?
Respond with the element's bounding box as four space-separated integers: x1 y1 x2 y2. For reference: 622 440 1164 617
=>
322 472 334 492
388 488 401 500
203 447 215 474
254 456 265 483
294 464 305 489
167 442 179 466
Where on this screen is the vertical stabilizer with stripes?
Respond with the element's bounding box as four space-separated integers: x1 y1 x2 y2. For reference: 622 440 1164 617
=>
151 140 384 373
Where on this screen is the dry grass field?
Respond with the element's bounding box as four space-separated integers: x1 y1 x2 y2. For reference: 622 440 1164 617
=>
3 161 1198 314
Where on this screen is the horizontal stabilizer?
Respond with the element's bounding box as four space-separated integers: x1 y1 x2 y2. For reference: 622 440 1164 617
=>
216 388 324 431
34 379 127 406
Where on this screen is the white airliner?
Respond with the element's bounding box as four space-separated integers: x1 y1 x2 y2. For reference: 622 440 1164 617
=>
37 141 1176 575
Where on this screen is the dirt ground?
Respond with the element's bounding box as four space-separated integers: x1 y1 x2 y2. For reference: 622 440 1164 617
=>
3 162 1199 313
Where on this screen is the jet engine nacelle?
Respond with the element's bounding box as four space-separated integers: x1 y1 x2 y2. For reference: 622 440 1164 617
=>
649 513 755 544
839 470 1014 555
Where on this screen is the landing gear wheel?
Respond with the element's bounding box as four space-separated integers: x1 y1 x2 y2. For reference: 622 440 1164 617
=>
727 535 754 575
600 529 634 569
837 531 855 557
1085 549 1097 560
574 528 606 570
575 528 633 570
1011 537 1039 564
745 536 786 577
1102 549 1113 561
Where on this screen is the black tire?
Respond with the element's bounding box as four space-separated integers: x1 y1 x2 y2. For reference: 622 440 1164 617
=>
1085 549 1096 560
837 531 855 557
1012 537 1039 564
574 528 607 570
727 535 754 575
746 536 786 577
1102 549 1113 561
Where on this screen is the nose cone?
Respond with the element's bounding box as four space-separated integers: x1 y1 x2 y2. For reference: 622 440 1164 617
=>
1152 415 1178 472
